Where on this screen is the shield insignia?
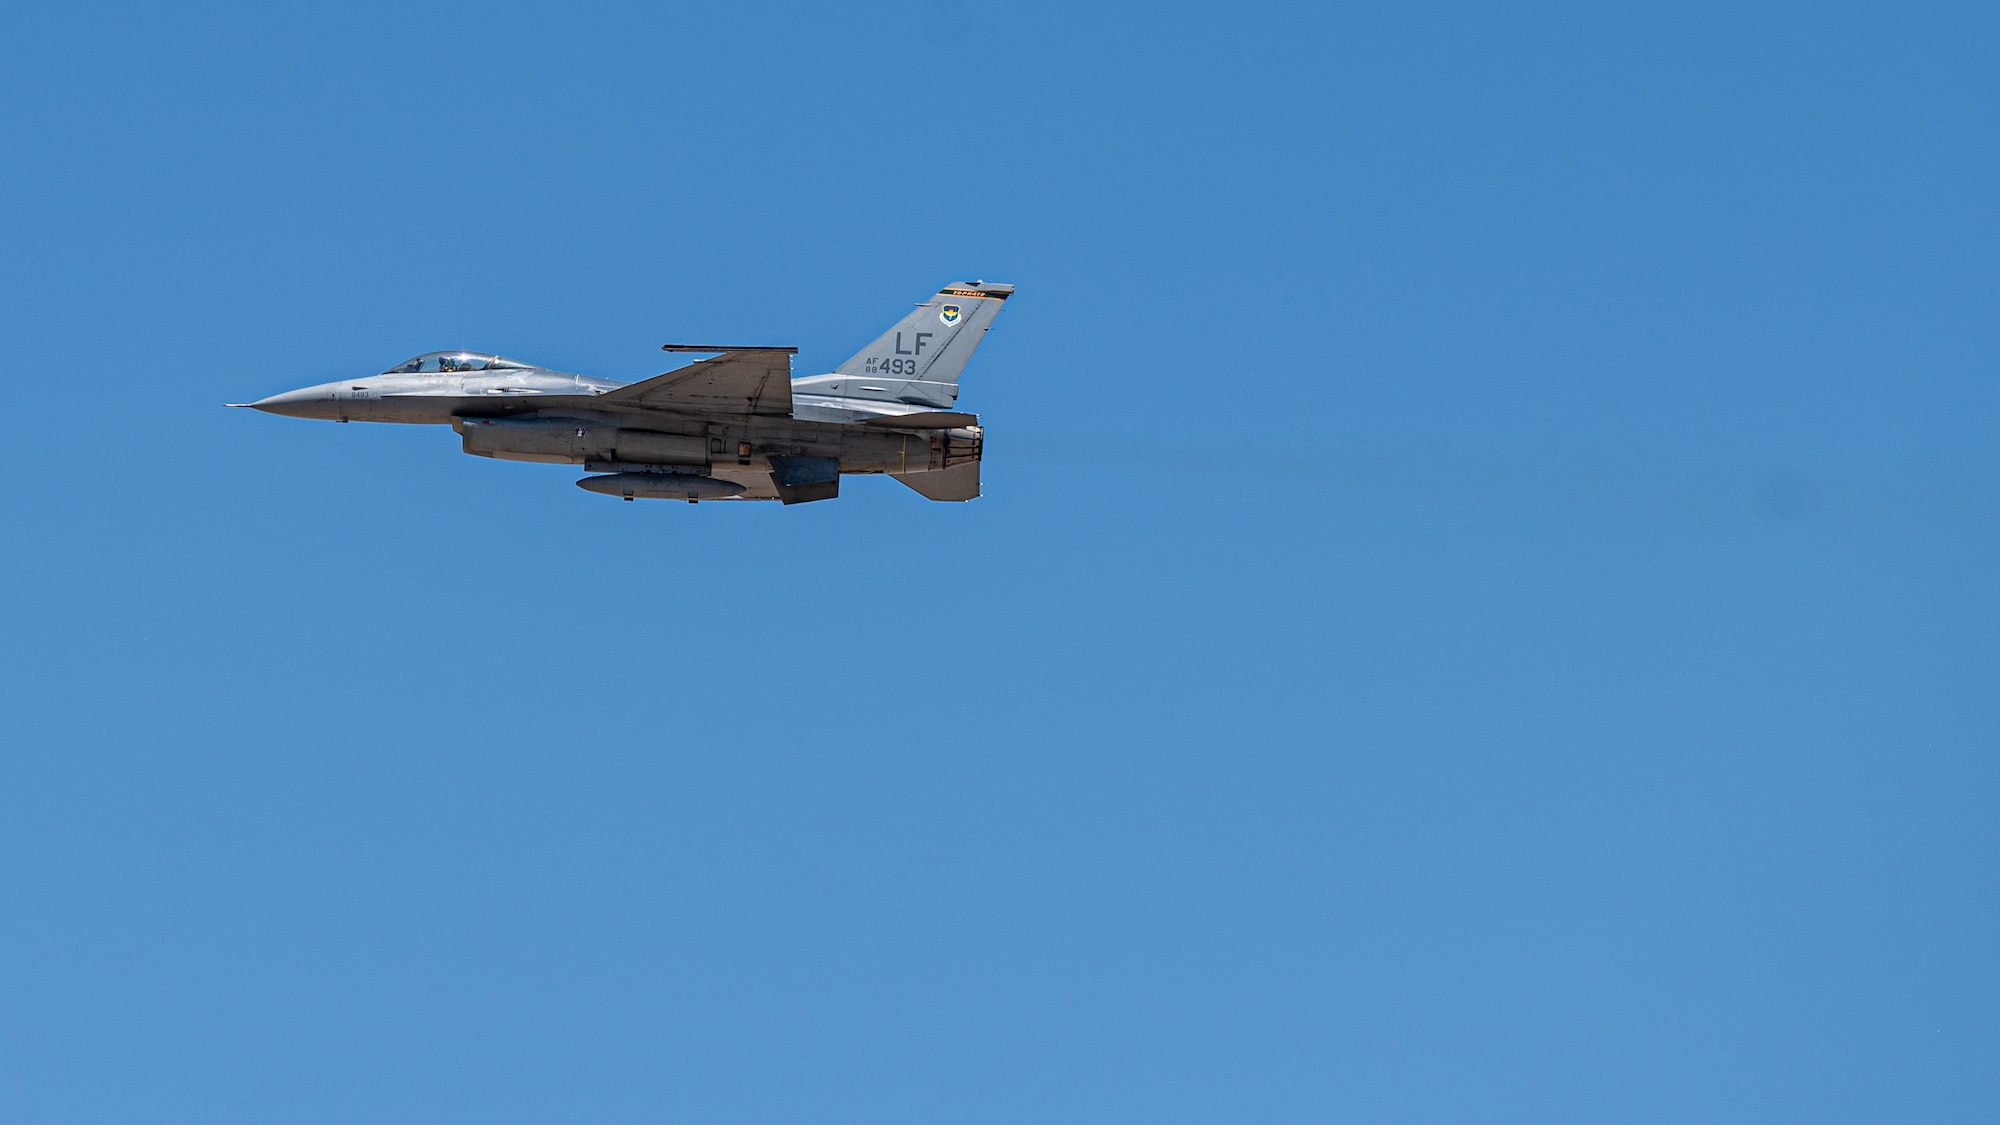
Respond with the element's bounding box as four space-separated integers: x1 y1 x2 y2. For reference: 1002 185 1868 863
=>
939 304 961 326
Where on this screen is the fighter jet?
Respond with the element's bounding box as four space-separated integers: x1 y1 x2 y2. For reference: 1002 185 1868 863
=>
233 281 1011 503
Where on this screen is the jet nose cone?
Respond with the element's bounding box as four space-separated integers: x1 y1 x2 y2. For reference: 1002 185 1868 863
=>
246 383 339 419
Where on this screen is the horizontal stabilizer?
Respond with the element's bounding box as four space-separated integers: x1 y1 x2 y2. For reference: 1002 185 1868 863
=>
860 411 978 429
894 461 980 502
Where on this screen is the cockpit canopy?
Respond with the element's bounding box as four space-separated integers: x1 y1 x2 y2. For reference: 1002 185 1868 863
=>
382 351 534 375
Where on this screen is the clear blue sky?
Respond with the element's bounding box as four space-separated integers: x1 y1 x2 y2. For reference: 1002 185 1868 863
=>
1 2 1995 1121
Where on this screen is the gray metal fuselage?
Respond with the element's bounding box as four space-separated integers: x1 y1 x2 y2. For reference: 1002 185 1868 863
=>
238 280 1010 502
244 362 979 502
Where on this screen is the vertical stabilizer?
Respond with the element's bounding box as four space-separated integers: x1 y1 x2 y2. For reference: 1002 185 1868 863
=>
836 282 1012 394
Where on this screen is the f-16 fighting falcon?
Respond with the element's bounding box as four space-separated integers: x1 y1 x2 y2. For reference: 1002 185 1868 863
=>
232 281 1011 503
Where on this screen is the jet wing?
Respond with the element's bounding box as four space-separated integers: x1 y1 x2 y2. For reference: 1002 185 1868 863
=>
601 346 797 416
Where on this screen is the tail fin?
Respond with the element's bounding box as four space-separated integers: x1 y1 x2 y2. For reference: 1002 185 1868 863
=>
836 282 1012 405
